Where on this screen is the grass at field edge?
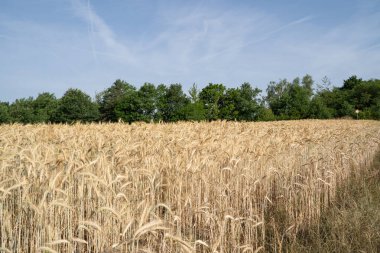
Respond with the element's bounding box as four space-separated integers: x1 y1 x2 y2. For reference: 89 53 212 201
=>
265 151 380 253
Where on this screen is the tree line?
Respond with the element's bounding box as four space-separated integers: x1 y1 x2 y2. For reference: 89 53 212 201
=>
0 74 379 124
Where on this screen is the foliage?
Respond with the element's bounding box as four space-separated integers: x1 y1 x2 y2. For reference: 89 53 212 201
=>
0 102 11 123
160 84 190 122
155 84 168 121
219 87 240 120
199 83 226 120
315 77 380 119
188 83 200 103
308 97 333 119
341 75 362 90
54 88 99 123
183 102 206 121
266 75 313 119
351 79 380 119
97 79 135 122
138 83 157 122
1 75 380 124
33 92 58 123
237 82 262 120
184 84 206 121
114 86 143 123
266 79 291 118
9 97 36 123
256 107 276 121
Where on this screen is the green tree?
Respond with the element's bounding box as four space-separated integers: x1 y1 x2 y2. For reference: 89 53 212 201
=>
54 88 99 123
308 96 333 119
155 84 168 122
351 79 380 110
257 107 276 121
287 79 311 119
317 82 355 118
313 76 380 119
301 74 314 97
184 84 206 121
266 76 313 119
160 84 190 122
219 88 240 120
189 83 199 103
183 102 206 121
219 83 261 121
236 82 261 120
138 83 157 122
341 75 362 90
314 83 338 118
316 76 332 94
114 87 143 123
0 102 11 123
97 79 135 122
33 92 58 123
266 79 292 119
199 83 226 120
9 97 35 123
369 98 380 119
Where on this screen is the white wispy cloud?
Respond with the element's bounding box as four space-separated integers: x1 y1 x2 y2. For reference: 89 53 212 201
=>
0 0 379 102
130 5 274 77
70 0 135 63
196 15 314 62
123 5 316 86
68 1 379 88
279 11 380 85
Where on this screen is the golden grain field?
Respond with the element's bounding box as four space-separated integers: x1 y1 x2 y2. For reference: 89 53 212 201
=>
0 120 379 253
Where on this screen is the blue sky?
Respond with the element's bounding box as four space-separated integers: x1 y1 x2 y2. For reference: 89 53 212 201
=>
1 0 379 102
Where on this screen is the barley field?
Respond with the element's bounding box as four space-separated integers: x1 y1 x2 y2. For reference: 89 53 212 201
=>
0 120 379 253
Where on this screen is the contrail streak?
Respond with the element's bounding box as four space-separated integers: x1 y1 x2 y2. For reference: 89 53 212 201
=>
87 0 98 62
198 16 314 62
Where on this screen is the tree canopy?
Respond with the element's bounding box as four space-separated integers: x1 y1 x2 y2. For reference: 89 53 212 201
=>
53 88 99 123
1 75 379 124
